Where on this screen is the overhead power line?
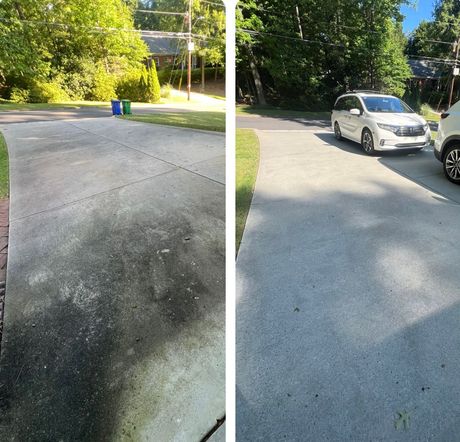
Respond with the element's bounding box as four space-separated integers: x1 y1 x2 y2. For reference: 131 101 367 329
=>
200 0 225 7
239 28 344 47
409 36 454 45
0 17 212 40
135 9 187 16
407 55 455 65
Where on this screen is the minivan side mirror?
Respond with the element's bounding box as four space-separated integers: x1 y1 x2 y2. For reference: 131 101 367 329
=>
349 108 361 116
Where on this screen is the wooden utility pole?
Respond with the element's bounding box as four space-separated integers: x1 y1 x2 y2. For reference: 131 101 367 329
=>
448 38 460 108
187 0 193 101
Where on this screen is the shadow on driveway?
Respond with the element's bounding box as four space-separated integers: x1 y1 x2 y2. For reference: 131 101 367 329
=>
237 115 330 131
237 162 460 440
315 131 460 203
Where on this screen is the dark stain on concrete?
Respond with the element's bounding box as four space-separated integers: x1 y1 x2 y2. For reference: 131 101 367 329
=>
0 186 224 441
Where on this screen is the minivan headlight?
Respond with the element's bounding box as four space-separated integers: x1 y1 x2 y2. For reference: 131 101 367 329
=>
377 123 400 133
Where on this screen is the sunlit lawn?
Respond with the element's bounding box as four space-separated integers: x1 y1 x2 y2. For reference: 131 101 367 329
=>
121 111 225 132
236 129 260 252
0 133 8 198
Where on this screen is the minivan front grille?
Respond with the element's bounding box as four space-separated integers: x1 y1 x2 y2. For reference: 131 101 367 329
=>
396 125 425 137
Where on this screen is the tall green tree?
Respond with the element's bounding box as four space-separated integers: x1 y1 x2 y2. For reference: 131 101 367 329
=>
236 0 411 108
407 0 460 59
0 0 148 100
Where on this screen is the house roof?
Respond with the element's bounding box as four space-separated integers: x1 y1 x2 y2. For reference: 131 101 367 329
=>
142 36 182 55
408 59 447 79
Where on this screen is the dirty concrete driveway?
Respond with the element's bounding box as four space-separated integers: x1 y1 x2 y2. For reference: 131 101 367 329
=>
0 117 224 441
237 123 460 440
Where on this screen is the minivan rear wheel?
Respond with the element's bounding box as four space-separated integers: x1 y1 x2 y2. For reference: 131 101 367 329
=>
334 122 342 140
361 128 375 155
443 145 460 184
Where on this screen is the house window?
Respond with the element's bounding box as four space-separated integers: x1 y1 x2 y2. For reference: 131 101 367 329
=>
153 57 160 68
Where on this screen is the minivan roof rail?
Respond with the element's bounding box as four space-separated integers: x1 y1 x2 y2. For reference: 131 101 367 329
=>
347 89 386 94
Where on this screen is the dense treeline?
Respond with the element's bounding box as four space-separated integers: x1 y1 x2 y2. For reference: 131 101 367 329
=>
237 0 460 109
237 0 411 110
0 0 225 103
0 0 158 102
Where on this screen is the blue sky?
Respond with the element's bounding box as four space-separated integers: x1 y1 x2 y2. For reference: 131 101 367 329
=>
400 0 436 34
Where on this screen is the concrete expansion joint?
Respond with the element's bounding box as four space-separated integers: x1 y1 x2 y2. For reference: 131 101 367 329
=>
200 415 225 442
10 167 184 223
63 120 225 187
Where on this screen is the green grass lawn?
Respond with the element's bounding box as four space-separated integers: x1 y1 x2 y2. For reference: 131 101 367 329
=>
419 106 440 141
236 129 260 252
237 104 330 120
0 133 8 199
421 107 441 123
121 111 225 132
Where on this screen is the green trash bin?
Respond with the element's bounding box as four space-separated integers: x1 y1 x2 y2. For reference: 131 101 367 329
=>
121 99 131 115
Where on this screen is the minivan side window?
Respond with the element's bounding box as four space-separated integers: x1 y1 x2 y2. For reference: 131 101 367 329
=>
334 98 346 111
351 97 363 113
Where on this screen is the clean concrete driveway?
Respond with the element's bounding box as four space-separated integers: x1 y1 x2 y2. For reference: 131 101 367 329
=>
0 118 224 441
237 124 460 440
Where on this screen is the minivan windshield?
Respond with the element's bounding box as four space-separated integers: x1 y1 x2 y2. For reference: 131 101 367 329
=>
362 96 414 113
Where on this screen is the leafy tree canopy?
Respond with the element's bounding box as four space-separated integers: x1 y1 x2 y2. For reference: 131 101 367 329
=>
237 0 411 109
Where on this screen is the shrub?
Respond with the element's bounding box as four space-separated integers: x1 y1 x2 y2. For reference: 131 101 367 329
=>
61 70 94 101
10 87 30 103
116 65 161 103
28 81 70 103
157 66 173 85
144 64 161 103
160 83 173 99
116 70 143 102
90 67 117 101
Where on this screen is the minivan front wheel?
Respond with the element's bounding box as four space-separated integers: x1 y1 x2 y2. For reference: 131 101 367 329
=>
334 122 342 140
443 145 460 184
361 128 375 155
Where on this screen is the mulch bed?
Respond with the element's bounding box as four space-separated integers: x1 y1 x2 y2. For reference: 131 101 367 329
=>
0 198 9 350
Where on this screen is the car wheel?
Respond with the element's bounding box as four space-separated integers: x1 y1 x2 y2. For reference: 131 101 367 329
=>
361 128 375 155
443 145 460 184
334 122 342 140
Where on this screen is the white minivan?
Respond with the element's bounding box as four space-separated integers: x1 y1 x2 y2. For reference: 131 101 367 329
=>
331 91 431 155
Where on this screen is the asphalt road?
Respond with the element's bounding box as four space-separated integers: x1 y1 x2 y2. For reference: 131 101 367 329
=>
236 121 460 440
0 104 192 124
0 118 225 441
237 115 330 131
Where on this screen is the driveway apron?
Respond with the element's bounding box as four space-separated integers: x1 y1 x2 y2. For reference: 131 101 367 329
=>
237 127 460 441
0 118 225 441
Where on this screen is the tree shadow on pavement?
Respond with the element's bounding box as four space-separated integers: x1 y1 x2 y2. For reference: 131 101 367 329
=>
236 174 460 441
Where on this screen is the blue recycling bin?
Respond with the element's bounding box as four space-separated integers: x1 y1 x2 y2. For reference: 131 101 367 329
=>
111 99 122 116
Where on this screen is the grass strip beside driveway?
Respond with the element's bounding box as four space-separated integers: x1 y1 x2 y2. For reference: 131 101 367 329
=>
121 111 225 132
0 133 8 198
236 129 260 252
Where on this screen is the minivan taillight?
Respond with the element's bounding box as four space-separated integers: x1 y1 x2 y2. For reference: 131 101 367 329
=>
441 112 450 119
